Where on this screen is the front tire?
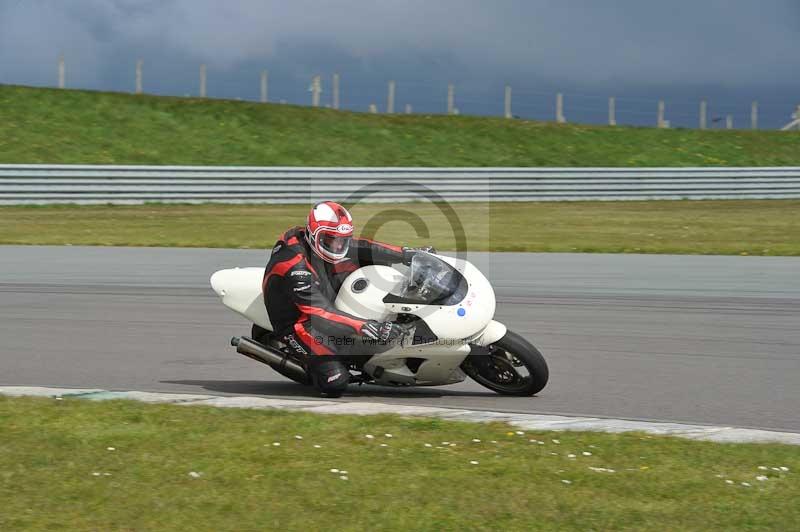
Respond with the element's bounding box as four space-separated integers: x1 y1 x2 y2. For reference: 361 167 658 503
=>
462 330 549 396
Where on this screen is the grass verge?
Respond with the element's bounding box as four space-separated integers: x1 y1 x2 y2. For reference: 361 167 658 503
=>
1 396 798 531
1 200 799 255
3 85 800 166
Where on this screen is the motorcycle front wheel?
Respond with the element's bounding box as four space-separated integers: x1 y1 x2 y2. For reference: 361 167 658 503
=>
462 330 549 396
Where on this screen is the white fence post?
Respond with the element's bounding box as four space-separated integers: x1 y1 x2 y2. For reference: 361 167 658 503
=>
333 73 340 110
657 100 665 128
260 70 269 103
58 55 65 89
726 115 733 130
135 60 143 94
504 86 512 119
751 101 758 130
556 93 565 123
447 84 455 115
405 104 412 114
199 64 207 97
311 75 321 107
700 100 707 130
608 97 616 126
387 80 396 114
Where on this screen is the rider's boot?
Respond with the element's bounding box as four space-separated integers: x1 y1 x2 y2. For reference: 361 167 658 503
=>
308 357 350 398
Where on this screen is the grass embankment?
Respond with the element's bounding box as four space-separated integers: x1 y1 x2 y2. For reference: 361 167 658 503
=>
2 84 800 166
1 200 798 255
1 396 797 531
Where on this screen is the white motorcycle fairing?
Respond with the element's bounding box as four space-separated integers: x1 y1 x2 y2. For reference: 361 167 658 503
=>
210 267 272 330
335 256 495 342
210 254 506 387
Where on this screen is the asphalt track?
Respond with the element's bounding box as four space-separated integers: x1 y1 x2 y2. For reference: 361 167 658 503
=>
1 246 798 432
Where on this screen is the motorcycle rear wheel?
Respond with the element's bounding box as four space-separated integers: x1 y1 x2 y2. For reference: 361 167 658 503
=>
463 330 549 396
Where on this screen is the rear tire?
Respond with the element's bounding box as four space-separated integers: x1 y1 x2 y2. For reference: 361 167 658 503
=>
462 330 549 396
251 324 312 386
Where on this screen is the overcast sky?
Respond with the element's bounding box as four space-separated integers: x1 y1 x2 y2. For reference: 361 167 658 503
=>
2 0 799 128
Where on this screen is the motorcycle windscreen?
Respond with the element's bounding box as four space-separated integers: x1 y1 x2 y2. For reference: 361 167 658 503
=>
383 253 468 306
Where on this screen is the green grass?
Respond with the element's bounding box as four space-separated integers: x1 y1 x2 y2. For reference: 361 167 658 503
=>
1 396 798 531
1 200 798 255
3 84 800 166
2 85 799 256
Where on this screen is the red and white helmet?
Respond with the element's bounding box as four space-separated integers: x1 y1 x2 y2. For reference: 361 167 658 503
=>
305 201 354 263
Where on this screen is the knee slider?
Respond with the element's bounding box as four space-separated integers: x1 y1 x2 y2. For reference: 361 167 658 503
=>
310 359 349 394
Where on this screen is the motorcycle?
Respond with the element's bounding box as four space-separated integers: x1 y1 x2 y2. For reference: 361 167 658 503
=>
210 253 548 397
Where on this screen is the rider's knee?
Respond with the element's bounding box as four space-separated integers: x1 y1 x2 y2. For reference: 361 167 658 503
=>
309 357 349 396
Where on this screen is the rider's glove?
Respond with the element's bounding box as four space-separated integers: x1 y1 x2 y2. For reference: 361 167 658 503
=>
402 246 437 265
361 320 404 342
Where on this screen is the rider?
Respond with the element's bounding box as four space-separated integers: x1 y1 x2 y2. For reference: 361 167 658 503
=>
263 201 433 397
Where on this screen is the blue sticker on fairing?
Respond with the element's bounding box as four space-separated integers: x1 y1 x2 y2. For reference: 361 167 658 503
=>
457 308 466 317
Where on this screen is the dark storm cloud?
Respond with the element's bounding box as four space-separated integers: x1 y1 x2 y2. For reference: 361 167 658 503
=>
1 1 799 126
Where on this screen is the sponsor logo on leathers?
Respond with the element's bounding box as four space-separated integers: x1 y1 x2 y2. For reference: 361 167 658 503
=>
286 336 308 355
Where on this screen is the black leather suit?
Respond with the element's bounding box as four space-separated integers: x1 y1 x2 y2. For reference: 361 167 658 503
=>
262 226 404 357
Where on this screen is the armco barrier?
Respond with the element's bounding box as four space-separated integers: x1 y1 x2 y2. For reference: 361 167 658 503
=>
1 165 799 204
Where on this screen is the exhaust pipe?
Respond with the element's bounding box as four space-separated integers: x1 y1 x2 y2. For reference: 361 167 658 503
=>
231 336 308 381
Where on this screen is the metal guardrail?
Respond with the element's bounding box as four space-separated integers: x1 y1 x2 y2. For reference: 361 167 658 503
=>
1 165 799 204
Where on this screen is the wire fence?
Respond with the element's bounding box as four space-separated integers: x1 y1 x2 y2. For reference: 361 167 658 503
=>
42 56 800 131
